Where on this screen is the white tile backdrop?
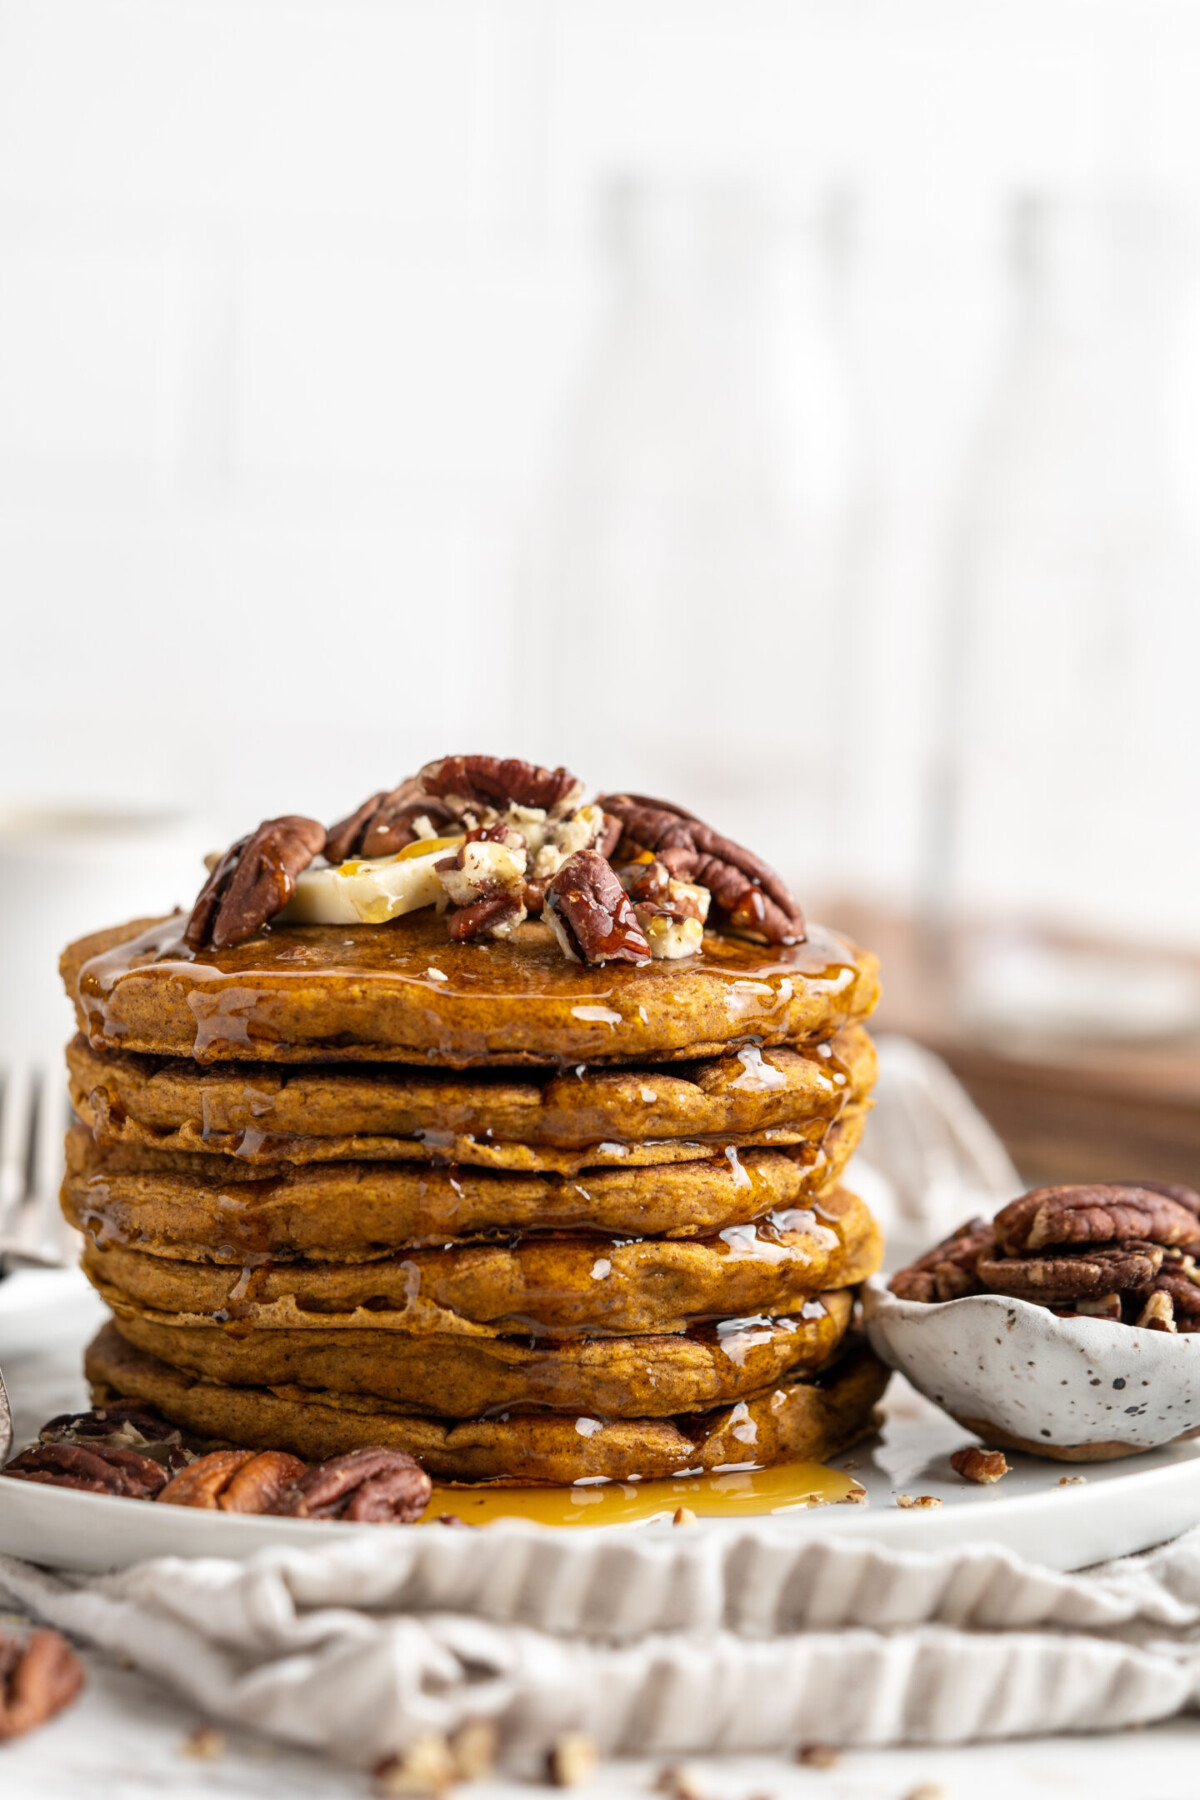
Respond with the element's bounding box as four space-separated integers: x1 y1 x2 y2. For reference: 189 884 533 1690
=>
2 0 1200 941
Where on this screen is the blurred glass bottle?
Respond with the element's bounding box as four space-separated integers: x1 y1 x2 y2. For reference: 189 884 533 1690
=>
523 178 864 892
925 194 1200 1040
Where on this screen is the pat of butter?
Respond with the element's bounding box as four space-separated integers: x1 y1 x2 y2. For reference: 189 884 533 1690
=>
281 837 464 926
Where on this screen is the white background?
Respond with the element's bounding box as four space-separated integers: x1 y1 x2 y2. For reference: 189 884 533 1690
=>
2 0 1200 943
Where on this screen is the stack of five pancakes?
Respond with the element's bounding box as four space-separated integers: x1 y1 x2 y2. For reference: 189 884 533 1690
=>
60 853 886 1485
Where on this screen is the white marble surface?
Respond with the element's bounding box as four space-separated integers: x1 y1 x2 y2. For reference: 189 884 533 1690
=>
2 1640 1197 1800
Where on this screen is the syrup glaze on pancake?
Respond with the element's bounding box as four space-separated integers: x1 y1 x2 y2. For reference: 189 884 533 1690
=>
63 1114 866 1259
66 1026 875 1172
87 1320 889 1483
81 1185 883 1338
63 911 879 1067
108 1291 854 1419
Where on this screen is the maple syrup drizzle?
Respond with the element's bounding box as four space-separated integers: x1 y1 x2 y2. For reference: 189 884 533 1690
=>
420 1460 861 1527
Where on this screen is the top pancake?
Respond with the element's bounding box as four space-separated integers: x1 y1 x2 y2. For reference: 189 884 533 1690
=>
62 911 880 1069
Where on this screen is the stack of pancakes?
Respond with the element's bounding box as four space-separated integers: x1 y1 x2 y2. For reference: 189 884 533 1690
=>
60 907 887 1484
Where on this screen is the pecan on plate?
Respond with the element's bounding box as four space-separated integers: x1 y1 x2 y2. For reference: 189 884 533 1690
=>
543 850 651 967
186 815 326 950
273 1447 432 1523
0 1630 85 1741
597 793 804 945
325 778 457 863
889 1218 995 1303
38 1402 192 1473
949 1446 1009 1484
420 755 585 820
977 1240 1164 1304
994 1185 1200 1258
3 1441 170 1498
158 1448 307 1512
438 824 528 941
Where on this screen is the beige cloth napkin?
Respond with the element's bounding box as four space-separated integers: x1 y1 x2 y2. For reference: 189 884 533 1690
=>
5 1524 1200 1772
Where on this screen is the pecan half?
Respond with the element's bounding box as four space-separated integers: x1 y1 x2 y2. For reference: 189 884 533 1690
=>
3 1441 170 1498
273 1447 431 1523
994 1186 1200 1258
889 1218 994 1302
544 850 651 966
186 816 326 950
1112 1179 1200 1217
158 1448 307 1512
420 755 584 819
598 793 804 944
0 1630 85 1741
38 1403 192 1472
326 778 457 862
977 1240 1164 1303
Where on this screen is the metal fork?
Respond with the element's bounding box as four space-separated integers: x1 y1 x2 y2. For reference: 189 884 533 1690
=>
0 1065 75 1465
0 1066 73 1271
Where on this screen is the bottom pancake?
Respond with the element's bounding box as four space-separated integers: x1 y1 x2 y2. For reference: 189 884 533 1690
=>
108 1289 853 1418
86 1320 888 1484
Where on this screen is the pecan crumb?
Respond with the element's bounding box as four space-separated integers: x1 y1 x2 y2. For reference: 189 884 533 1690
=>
654 1763 709 1799
375 1734 456 1795
672 1505 697 1526
1058 1475 1088 1486
180 1726 225 1760
450 1718 497 1781
837 1483 868 1505
797 1742 839 1767
547 1732 599 1787
949 1446 1009 1485
895 1494 942 1510
0 1630 85 1741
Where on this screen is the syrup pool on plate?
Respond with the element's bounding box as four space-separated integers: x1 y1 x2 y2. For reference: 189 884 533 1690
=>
420 1460 862 1528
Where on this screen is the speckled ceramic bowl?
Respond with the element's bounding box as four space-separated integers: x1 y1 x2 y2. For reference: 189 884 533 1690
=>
863 1278 1200 1460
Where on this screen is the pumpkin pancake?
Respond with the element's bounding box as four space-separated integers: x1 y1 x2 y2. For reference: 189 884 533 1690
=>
62 1113 866 1259
107 1291 853 1418
66 1026 875 1174
86 1320 888 1482
80 1185 882 1338
61 911 879 1068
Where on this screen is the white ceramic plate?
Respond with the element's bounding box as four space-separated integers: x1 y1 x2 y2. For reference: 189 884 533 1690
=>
5 1270 1200 1573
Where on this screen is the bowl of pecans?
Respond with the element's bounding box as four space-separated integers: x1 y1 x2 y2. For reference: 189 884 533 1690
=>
863 1182 1200 1461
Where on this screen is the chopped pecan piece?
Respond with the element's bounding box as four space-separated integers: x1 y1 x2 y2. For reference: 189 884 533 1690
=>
186 816 326 950
889 1218 994 1302
274 1447 432 1523
420 755 584 818
0 1630 85 1741
158 1449 306 1512
437 824 528 940
949 1446 1009 1484
995 1185 1200 1257
544 850 651 966
326 779 457 862
598 793 804 944
1135 1289 1177 1332
619 858 711 959
977 1240 1164 1303
3 1441 170 1498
